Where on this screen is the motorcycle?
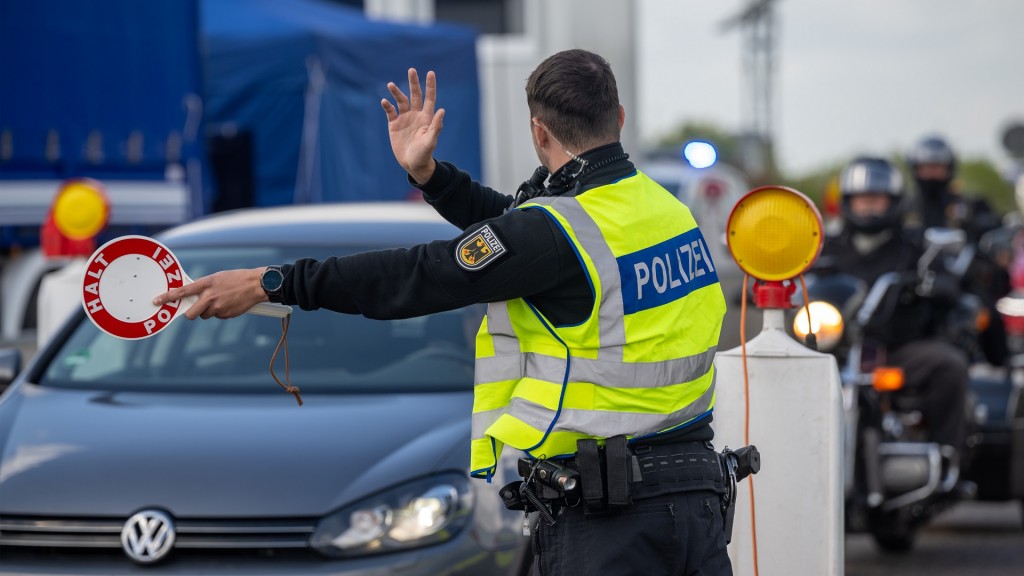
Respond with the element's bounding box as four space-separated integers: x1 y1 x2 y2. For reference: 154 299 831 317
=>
973 223 1024 524
790 228 990 551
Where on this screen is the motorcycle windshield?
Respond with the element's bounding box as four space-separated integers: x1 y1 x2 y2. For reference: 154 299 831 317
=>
802 272 866 311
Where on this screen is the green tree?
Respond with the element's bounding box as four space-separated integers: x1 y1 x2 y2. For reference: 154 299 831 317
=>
653 122 786 185
649 121 1014 217
653 122 744 168
956 158 1015 215
777 163 844 206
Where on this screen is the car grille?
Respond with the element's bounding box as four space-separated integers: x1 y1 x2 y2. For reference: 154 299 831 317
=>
0 515 317 550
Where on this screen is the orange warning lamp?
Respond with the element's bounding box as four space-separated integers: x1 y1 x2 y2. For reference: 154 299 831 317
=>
726 186 824 308
41 178 110 258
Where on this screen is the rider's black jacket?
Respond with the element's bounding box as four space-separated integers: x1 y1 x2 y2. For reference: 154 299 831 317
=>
275 144 632 323
915 183 1002 246
915 184 1011 365
818 227 947 350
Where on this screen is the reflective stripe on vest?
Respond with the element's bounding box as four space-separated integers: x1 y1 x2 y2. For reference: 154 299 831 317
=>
470 171 726 479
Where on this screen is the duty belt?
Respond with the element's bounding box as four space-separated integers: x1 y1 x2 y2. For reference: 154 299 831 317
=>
500 435 760 541
569 437 727 511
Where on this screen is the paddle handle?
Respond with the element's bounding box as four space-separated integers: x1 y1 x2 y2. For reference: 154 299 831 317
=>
246 302 293 318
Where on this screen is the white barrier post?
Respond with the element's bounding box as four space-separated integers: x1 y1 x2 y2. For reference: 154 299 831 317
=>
37 258 88 348
713 284 845 575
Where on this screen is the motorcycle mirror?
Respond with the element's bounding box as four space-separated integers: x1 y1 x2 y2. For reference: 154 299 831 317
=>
923 227 966 254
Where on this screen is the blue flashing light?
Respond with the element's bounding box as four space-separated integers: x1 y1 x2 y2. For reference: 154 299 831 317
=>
683 141 718 169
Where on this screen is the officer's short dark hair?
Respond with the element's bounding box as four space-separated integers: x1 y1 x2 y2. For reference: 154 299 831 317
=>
526 49 621 151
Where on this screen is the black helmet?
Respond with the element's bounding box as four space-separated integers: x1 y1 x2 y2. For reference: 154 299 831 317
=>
839 156 906 234
908 135 956 185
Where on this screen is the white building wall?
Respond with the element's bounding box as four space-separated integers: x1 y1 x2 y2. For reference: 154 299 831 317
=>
366 0 637 195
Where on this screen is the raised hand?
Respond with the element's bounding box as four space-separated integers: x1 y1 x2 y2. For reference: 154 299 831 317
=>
381 68 445 185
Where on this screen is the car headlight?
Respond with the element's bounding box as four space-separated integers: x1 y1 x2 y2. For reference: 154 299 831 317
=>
310 473 473 558
792 301 844 352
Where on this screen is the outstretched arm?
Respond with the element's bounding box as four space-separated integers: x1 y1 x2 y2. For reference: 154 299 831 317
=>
381 68 445 185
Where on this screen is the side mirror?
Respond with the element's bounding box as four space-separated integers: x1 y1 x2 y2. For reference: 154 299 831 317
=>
0 348 23 392
979 224 1020 261
920 227 972 278
923 227 967 254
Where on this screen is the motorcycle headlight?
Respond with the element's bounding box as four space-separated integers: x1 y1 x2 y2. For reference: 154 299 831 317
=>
310 473 473 558
792 301 844 352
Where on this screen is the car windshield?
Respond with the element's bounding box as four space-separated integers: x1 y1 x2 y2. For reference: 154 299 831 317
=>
40 246 483 395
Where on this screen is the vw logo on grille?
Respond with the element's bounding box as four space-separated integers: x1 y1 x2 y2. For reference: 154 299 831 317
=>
121 509 176 564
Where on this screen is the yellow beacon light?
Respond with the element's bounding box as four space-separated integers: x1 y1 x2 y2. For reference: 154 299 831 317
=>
52 178 110 241
727 185 823 282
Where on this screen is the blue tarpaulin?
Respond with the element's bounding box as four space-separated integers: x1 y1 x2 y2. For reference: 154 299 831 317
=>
202 0 482 207
0 0 204 180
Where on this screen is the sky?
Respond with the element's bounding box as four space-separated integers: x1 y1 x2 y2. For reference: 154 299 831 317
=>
637 0 1024 176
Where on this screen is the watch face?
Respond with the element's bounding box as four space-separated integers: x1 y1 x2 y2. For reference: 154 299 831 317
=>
262 268 284 293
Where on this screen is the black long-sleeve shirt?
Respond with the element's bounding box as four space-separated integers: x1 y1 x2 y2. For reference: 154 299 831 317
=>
275 143 713 443
277 144 635 324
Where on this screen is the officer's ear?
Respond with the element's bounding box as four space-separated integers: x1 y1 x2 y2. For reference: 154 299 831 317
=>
531 118 549 148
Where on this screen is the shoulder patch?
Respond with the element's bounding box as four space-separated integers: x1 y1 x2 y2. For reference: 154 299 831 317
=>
455 224 507 271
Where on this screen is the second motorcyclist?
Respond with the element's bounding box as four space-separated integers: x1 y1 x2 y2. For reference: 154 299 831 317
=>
908 135 1011 367
821 156 969 461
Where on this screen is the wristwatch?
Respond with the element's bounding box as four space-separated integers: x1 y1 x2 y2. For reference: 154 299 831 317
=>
260 266 285 299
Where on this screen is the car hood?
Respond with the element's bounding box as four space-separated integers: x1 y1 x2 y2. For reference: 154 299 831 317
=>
0 383 471 518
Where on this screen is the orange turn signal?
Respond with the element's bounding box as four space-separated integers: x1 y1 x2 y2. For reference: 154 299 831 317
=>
976 308 991 333
872 367 904 392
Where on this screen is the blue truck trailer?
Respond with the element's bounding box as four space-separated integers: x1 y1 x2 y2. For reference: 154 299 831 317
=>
0 0 206 341
0 0 481 343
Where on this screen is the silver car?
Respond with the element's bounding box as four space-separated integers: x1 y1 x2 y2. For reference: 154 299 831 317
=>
0 203 531 575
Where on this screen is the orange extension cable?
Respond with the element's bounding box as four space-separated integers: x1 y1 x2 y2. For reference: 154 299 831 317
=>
738 274 814 576
741 272 811 573
739 273 760 576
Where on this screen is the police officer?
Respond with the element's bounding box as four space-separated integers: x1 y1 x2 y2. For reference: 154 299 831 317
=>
155 49 732 575
822 156 969 455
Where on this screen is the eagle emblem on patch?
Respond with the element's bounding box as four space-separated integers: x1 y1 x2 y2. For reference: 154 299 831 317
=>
456 224 507 271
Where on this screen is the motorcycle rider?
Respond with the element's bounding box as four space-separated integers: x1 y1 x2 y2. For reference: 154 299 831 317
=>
908 135 1010 367
909 135 1001 242
821 156 969 461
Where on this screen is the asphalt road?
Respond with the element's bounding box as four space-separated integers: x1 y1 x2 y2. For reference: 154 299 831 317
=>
845 500 1024 575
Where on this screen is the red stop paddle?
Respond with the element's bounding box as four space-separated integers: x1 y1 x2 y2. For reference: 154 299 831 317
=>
81 235 291 340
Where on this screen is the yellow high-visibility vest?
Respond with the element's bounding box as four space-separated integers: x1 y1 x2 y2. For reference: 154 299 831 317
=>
470 170 726 479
